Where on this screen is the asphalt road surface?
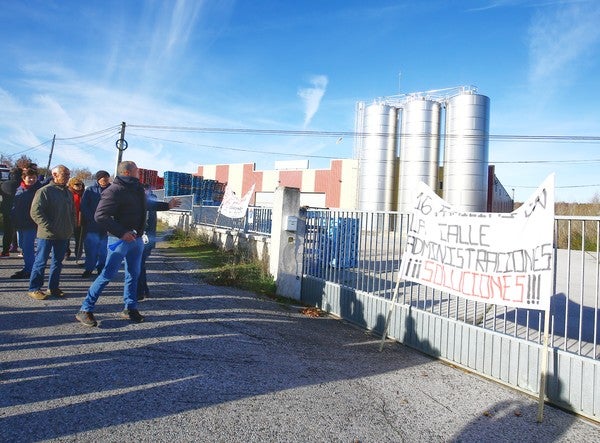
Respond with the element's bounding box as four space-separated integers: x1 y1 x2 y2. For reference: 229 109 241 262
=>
1 242 599 442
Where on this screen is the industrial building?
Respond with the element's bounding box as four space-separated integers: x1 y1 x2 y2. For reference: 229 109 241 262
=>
195 86 513 212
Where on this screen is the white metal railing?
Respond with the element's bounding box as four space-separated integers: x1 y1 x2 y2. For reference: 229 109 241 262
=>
155 188 272 235
303 209 600 360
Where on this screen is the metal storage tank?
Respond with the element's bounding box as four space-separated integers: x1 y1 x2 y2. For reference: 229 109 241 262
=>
357 103 398 212
442 93 490 211
397 98 441 213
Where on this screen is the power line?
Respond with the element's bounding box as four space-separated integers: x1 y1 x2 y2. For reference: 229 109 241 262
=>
4 125 121 157
506 184 600 189
5 123 600 194
58 131 117 149
128 132 336 159
128 124 600 142
7 139 54 156
6 123 600 159
129 131 600 165
491 159 600 165
55 125 121 141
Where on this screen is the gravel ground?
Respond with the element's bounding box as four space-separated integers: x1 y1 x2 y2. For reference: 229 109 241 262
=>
1 242 599 442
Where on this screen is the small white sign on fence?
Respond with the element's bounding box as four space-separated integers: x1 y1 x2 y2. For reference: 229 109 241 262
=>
218 184 255 219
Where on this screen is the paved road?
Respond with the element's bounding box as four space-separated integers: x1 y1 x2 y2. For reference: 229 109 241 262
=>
1 243 599 442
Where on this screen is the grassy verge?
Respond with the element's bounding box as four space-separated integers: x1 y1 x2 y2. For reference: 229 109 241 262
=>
162 227 277 298
555 202 600 251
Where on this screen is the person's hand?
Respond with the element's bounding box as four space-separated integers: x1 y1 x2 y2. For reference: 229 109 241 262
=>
168 198 181 209
121 231 137 242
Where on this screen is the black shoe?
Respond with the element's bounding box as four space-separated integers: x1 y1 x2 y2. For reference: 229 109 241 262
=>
10 270 30 279
119 309 145 323
75 311 97 327
81 270 94 278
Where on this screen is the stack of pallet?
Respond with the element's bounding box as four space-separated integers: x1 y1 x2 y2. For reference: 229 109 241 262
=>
138 168 159 188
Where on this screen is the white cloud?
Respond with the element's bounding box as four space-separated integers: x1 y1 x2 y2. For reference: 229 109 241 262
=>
166 0 204 53
298 75 328 128
528 2 600 89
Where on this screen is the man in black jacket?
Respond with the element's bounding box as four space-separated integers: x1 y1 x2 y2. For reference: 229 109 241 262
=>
76 161 148 326
1 167 21 256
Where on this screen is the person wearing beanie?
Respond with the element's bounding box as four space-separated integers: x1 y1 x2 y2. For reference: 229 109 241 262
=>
95 170 110 181
80 170 111 278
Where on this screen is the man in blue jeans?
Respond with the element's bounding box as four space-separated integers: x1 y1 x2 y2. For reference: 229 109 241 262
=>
27 165 75 300
80 170 111 278
76 161 147 326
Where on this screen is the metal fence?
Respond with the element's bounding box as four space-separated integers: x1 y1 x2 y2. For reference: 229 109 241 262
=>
155 189 272 236
303 209 600 361
190 205 273 235
246 207 273 235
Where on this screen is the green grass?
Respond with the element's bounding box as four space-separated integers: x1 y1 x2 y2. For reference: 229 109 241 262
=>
163 228 277 297
555 202 600 251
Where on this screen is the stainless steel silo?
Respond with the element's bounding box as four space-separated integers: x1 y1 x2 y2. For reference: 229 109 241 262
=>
397 98 441 213
357 103 398 212
442 93 490 211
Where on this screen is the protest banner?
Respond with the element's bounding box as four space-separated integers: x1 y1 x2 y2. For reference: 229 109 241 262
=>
382 175 555 421
218 184 255 219
398 174 555 311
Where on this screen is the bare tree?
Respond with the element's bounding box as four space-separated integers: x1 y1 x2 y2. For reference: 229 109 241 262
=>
0 153 13 166
15 154 37 169
70 167 93 180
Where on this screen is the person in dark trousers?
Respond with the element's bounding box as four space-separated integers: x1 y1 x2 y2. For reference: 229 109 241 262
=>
66 177 85 261
138 183 180 300
27 165 75 300
1 167 21 256
10 165 43 279
80 170 111 278
75 161 147 326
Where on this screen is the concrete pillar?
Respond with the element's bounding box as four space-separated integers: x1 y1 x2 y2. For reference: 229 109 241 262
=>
270 186 302 300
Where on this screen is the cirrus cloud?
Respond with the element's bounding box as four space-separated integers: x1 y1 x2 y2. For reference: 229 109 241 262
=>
298 75 328 128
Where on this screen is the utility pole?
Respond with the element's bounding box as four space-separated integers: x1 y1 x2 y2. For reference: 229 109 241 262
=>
398 71 402 93
115 122 128 176
45 134 56 178
512 188 515 210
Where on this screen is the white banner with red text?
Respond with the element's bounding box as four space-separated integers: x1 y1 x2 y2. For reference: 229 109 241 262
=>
398 174 555 311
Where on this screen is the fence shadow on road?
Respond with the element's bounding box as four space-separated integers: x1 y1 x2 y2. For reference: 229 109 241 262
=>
0 250 437 441
0 248 588 441
452 377 577 442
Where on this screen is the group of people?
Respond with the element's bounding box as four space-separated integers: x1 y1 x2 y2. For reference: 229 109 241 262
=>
1 160 179 327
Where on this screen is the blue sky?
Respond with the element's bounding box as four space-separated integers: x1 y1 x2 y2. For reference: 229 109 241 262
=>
1 0 599 203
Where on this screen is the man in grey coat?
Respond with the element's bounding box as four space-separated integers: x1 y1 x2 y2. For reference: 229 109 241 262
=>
27 165 76 300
